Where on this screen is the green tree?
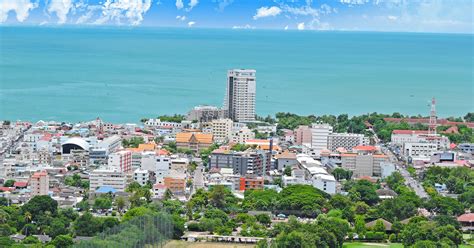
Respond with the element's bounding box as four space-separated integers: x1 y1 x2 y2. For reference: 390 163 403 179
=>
73 212 102 236
354 215 366 236
21 196 58 221
51 235 73 248
3 179 15 187
93 196 112 210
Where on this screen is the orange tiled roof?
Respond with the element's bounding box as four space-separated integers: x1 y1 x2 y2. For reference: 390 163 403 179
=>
176 132 213 144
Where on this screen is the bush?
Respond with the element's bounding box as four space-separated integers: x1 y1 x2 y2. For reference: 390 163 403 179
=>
388 233 397 243
365 231 385 241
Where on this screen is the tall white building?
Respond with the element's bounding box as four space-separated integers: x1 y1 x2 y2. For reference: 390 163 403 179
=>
224 69 256 122
310 124 333 157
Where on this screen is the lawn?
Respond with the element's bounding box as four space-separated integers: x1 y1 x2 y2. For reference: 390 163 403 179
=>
164 240 256 248
343 243 403 248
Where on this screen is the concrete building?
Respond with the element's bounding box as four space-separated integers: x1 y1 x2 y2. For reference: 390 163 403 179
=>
133 168 149 186
239 176 264 191
30 171 49 196
231 126 255 144
211 119 233 143
341 153 389 178
294 125 312 145
403 142 438 160
89 167 126 192
187 105 223 123
163 170 186 195
224 69 256 122
391 130 449 150
458 143 474 154
108 150 132 173
209 148 270 176
98 135 121 154
140 153 171 184
380 162 396 179
274 151 298 171
310 124 333 157
327 133 369 152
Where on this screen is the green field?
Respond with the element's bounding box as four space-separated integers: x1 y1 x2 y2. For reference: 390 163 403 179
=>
343 243 403 248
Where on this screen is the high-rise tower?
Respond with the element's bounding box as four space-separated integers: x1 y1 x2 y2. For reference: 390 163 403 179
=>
224 69 256 122
428 97 437 135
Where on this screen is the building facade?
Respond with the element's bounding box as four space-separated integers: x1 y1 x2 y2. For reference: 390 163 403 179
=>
327 133 369 152
211 119 233 143
89 167 126 192
30 171 49 196
224 69 256 122
108 150 132 173
310 124 333 157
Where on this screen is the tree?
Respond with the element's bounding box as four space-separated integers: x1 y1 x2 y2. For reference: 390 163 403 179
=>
349 180 379 205
122 207 153 222
256 214 271 226
331 168 352 181
284 166 292 176
73 212 102 236
22 236 40 244
354 215 366 236
115 196 126 213
3 179 15 187
163 188 173 201
21 196 58 221
373 219 386 232
464 112 474 122
47 218 68 238
209 185 227 209
386 171 405 192
93 196 112 210
0 197 8 206
51 235 73 248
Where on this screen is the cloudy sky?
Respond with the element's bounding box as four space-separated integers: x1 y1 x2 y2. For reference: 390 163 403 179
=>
0 0 472 33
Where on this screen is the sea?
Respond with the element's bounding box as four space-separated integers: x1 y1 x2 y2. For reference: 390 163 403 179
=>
0 26 472 123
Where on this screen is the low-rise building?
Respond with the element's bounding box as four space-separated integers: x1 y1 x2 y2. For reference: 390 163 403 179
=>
176 132 213 153
327 133 369 152
108 150 132 173
89 167 126 192
239 176 264 191
133 168 149 186
163 171 186 195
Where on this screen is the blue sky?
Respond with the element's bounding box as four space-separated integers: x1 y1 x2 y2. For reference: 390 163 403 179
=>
0 0 472 33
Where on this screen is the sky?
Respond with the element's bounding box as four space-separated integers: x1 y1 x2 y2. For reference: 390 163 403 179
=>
0 0 472 33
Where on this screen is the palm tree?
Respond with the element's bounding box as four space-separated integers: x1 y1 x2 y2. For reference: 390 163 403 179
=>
24 211 32 223
115 196 126 214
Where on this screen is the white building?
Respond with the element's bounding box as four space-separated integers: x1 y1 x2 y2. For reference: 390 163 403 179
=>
30 171 49 196
327 133 369 152
403 142 438 160
187 105 223 123
90 167 126 192
133 168 149 186
224 69 256 122
380 162 396 179
108 150 132 173
391 130 449 151
144 119 183 129
140 153 171 184
341 153 389 178
310 124 333 157
98 135 121 154
231 126 255 144
211 118 233 143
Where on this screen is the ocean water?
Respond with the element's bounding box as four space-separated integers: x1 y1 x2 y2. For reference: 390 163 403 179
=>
0 27 472 123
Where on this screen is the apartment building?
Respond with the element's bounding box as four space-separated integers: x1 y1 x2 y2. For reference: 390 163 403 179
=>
187 105 223 122
133 168 149 186
211 118 233 143
327 133 369 152
224 69 256 122
341 153 389 178
310 124 333 157
231 126 255 144
294 125 312 145
239 176 264 191
89 167 126 192
163 171 186 195
108 150 132 173
30 171 49 196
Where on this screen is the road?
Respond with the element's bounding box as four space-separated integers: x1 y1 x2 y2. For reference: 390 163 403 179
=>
191 165 205 195
385 147 429 199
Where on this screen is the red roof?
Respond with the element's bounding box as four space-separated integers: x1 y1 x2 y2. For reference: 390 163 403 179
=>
13 182 28 188
353 145 377 152
457 213 474 223
392 130 429 135
0 187 15 192
32 171 48 178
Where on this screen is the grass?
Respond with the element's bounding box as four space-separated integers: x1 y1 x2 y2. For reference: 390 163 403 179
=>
343 243 403 248
164 240 256 248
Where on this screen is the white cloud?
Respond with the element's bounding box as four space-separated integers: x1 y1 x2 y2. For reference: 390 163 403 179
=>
216 0 233 11
253 6 281 20
93 0 152 26
340 0 370 5
175 0 183 9
284 25 289 30
47 0 73 24
187 0 198 11
297 22 305 30
187 21 195 27
232 24 255 29
387 15 398 20
176 15 186 21
0 0 38 23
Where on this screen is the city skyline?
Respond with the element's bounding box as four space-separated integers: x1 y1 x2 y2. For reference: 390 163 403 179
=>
0 0 472 34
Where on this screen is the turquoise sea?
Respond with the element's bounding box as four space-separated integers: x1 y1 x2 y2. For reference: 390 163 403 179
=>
0 27 472 123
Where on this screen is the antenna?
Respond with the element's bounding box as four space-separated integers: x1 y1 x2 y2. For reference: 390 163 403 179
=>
428 97 437 135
